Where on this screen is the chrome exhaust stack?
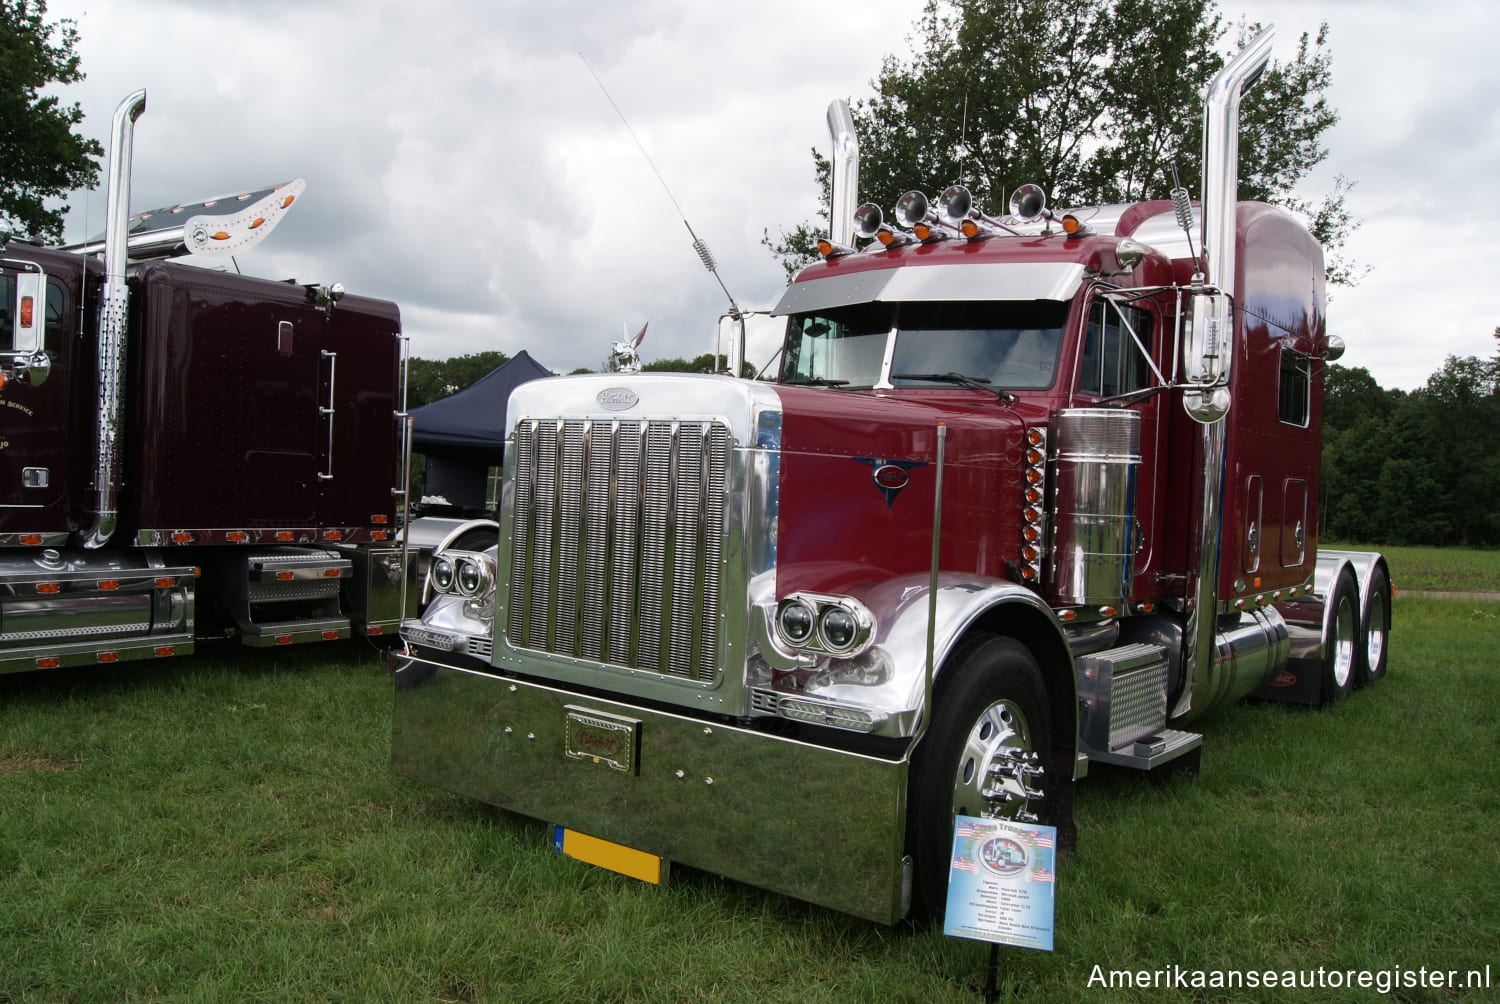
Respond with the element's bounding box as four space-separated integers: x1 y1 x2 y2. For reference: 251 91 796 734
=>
1174 31 1275 722
826 100 859 248
82 89 146 550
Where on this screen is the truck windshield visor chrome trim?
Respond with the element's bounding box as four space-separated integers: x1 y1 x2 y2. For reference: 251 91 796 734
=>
771 261 1085 316
780 299 1069 391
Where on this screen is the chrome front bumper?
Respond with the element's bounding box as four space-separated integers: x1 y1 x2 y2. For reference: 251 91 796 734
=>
391 654 912 923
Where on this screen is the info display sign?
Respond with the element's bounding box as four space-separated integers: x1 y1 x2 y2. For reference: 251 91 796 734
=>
943 815 1057 950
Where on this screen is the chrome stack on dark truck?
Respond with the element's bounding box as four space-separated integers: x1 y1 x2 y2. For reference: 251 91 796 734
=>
0 91 410 674
391 27 1391 923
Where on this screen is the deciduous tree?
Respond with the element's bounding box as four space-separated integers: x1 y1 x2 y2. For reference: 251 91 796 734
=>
0 0 102 242
767 0 1359 284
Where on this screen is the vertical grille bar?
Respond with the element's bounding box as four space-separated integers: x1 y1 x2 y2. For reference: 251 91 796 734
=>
508 416 728 686
606 424 643 666
668 424 706 679
553 420 587 655
507 420 537 642
637 423 674 672
528 421 559 649
698 425 729 680
579 420 612 660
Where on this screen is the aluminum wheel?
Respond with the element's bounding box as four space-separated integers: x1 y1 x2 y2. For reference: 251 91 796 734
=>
952 698 1037 819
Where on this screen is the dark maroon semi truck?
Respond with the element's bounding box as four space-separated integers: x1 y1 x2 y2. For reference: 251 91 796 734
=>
0 91 411 674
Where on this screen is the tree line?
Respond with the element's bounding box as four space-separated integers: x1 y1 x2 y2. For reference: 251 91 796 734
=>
1321 334 1500 548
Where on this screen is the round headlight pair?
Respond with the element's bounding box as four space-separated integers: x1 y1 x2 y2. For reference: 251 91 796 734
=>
430 554 492 597
775 595 871 656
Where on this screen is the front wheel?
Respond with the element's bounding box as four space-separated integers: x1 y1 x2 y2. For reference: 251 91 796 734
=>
907 635 1051 919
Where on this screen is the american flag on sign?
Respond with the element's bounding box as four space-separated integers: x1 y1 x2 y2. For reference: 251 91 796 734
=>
1033 833 1054 849
955 824 977 839
952 857 977 873
1029 868 1054 884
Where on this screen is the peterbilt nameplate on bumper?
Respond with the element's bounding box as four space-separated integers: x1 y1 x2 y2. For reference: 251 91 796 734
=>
565 707 640 774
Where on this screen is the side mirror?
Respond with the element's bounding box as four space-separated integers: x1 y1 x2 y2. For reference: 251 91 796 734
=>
12 270 46 355
1182 291 1232 423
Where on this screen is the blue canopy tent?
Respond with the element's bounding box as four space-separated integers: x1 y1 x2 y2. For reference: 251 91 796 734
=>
409 350 552 514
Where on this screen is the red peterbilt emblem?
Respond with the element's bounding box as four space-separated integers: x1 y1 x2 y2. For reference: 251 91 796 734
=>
854 457 924 507
1270 670 1297 687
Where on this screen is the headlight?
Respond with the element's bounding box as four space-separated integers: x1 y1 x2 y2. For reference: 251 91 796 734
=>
431 557 455 593
777 599 816 645
819 606 858 653
456 555 490 597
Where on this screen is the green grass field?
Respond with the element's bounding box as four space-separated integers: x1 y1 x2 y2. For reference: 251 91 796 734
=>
2 590 1497 1001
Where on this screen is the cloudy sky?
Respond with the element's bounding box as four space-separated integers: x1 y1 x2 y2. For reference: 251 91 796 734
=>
41 0 1499 391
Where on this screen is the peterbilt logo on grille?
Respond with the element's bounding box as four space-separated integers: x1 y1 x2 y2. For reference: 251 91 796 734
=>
596 388 639 411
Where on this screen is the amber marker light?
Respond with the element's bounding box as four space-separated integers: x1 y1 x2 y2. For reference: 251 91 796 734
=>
276 531 294 541
155 577 175 588
323 530 342 541
249 218 265 229
321 630 339 641
37 582 60 594
36 657 60 669
275 635 293 645
171 532 192 543
282 195 295 208
372 514 389 524
876 226 895 246
912 221 932 240
276 571 295 581
960 219 979 238
98 580 119 591
21 534 41 545
323 569 341 578
226 531 248 542
97 651 119 663
1061 214 1083 235
815 238 834 256
154 646 175 658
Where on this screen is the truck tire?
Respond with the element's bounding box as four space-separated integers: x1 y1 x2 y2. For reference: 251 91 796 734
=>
1357 565 1390 686
1319 570 1359 705
907 634 1050 920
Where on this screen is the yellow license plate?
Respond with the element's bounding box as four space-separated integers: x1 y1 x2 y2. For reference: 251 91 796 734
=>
552 826 669 886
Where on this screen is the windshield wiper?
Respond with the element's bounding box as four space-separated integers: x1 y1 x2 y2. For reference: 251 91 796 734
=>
782 377 850 387
892 372 1014 403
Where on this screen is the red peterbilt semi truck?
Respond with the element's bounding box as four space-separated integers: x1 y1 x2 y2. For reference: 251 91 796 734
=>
0 91 412 674
390 29 1391 922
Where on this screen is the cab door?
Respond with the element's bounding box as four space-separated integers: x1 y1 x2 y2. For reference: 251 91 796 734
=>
0 265 72 538
1071 292 1165 583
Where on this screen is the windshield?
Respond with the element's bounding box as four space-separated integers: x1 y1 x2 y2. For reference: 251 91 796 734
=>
780 300 1068 390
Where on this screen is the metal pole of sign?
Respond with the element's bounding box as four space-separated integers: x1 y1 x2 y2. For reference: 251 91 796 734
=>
985 944 1000 1002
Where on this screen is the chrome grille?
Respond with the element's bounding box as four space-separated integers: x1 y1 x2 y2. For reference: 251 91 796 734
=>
507 418 730 683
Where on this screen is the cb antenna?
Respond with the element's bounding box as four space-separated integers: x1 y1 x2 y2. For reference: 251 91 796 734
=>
580 52 743 323
1169 164 1203 281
